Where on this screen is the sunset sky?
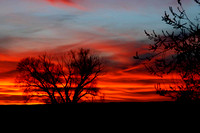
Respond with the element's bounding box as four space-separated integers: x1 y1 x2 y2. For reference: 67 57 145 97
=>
0 0 198 104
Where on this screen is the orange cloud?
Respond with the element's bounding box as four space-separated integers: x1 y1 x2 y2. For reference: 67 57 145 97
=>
0 38 178 104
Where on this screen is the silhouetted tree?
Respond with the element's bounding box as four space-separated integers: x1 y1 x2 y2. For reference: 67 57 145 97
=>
16 48 104 104
134 0 200 102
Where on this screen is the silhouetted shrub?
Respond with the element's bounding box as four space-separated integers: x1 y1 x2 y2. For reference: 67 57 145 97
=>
134 0 200 102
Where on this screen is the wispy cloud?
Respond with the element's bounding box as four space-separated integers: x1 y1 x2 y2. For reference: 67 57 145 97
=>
42 0 193 12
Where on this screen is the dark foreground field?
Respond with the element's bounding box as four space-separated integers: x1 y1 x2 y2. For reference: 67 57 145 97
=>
1 102 199 122
0 102 199 113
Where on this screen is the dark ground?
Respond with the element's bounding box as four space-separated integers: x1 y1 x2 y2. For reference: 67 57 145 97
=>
0 101 199 112
1 102 199 123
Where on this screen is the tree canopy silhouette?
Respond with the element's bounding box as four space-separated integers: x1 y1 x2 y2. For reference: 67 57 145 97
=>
16 48 104 104
134 0 200 102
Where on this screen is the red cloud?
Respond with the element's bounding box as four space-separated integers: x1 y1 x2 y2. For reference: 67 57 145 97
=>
47 0 75 5
46 0 85 10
